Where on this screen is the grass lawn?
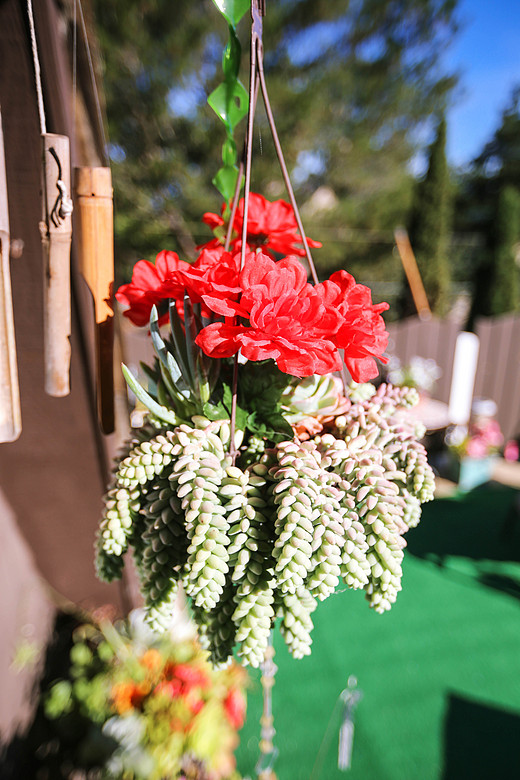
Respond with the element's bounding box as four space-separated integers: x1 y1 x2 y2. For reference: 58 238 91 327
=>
236 483 520 780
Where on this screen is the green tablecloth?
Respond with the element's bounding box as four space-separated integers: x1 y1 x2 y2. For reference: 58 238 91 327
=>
236 484 520 780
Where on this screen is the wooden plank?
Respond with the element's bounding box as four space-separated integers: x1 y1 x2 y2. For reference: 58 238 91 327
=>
504 317 520 440
436 320 460 404
473 319 492 398
394 228 431 319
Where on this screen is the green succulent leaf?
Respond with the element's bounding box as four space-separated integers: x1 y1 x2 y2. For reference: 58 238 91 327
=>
150 309 185 396
122 364 179 426
168 302 193 390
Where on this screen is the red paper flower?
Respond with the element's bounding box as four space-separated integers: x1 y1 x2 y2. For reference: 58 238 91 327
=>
180 247 241 315
201 193 322 258
196 253 342 376
116 250 190 326
315 271 389 382
196 254 388 380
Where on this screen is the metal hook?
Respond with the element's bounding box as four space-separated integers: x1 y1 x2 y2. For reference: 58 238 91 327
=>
48 146 73 227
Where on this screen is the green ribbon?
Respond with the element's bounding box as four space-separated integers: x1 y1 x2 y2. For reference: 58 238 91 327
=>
209 0 250 201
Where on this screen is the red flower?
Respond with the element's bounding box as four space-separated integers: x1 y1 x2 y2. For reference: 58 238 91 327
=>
224 688 246 729
201 193 321 258
196 253 342 377
116 250 190 326
180 247 241 315
315 271 389 382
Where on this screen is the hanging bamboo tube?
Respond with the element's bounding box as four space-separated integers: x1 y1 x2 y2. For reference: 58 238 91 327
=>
74 167 114 434
40 134 72 396
0 106 21 442
394 227 432 321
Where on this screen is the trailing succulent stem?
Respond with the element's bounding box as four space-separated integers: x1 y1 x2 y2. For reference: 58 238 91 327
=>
96 383 434 665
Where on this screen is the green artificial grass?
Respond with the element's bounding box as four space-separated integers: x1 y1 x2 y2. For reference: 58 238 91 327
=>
236 484 520 780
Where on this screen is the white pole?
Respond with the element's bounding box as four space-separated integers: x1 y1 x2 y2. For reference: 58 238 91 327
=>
448 331 480 426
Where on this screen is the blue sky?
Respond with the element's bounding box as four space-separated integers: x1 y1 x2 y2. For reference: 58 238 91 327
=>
445 0 520 167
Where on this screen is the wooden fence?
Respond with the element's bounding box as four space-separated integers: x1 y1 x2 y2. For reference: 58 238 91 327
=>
386 314 520 441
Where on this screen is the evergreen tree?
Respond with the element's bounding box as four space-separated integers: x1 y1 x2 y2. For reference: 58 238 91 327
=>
400 116 451 316
488 186 519 315
455 87 520 324
92 0 458 283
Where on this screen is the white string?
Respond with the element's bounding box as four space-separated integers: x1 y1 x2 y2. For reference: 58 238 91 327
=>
72 0 78 163
26 0 47 135
76 0 109 163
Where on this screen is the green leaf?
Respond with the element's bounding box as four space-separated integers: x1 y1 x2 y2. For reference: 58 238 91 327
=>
202 400 229 421
208 81 248 130
122 364 179 426
246 411 294 441
183 295 198 390
222 382 248 429
211 0 250 27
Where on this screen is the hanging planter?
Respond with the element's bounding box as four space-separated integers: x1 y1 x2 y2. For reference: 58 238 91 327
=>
96 0 434 669
95 0 434 732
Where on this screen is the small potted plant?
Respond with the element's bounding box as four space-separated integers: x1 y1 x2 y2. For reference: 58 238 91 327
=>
39 610 247 779
445 399 503 491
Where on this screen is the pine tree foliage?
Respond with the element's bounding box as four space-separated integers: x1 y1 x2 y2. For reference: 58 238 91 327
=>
91 0 458 283
456 87 520 323
405 116 451 315
489 186 520 315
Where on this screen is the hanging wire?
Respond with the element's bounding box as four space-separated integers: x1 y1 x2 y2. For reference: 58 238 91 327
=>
26 0 47 135
76 0 109 164
255 41 319 285
228 0 321 460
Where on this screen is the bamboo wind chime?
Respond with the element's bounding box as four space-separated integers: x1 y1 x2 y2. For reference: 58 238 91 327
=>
0 106 21 443
40 134 73 396
74 166 115 434
2 0 116 437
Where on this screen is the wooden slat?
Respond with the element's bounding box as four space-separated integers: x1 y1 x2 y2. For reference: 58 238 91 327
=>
440 321 461 403
475 314 520 441
385 316 461 403
505 317 520 439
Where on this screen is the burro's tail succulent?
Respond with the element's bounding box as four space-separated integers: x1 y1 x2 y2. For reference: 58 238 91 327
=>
95 382 435 666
